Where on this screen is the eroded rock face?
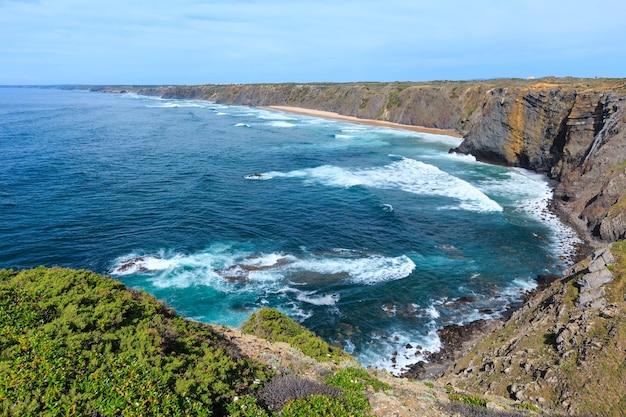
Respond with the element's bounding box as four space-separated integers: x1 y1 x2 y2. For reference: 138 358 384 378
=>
455 85 626 243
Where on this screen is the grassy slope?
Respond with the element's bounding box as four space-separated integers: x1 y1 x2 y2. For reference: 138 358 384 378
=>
0 267 395 417
0 267 270 416
0 267 534 417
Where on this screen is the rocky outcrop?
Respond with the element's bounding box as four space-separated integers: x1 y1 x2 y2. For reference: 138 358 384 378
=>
440 243 626 416
453 82 626 244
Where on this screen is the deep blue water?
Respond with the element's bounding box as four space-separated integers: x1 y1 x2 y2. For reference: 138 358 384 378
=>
0 87 578 372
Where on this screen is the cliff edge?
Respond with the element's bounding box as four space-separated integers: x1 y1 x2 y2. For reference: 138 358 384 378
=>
453 80 626 245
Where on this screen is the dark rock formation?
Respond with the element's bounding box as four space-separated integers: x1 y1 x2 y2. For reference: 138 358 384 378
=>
453 82 626 244
401 319 502 381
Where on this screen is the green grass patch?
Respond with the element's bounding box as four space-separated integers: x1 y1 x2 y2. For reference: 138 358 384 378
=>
241 307 351 363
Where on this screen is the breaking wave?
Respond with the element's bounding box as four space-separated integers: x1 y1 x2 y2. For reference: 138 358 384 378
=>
258 157 502 212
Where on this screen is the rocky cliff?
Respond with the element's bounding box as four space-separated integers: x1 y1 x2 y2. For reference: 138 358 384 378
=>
98 77 626 245
440 242 626 416
453 80 626 244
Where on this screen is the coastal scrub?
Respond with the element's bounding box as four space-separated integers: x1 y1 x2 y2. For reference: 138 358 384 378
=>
0 267 270 416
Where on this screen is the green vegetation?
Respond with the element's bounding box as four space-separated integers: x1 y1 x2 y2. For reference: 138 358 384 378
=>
241 309 390 416
448 392 488 407
0 267 271 416
227 367 388 417
240 307 351 363
276 367 388 417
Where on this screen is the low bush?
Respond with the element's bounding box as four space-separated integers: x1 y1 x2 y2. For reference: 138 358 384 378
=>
0 267 271 416
240 307 350 363
256 375 341 412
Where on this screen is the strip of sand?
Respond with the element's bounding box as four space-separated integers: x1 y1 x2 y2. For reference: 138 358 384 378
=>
266 105 463 138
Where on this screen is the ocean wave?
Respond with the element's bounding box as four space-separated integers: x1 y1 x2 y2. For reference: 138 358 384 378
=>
267 121 296 128
295 290 340 306
255 110 297 121
110 244 415 288
254 157 503 212
288 254 416 285
145 100 207 109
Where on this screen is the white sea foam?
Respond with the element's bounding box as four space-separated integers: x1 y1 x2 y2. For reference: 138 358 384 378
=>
110 253 181 275
145 100 207 109
295 290 340 306
415 132 464 148
359 323 442 375
258 157 503 212
479 167 582 264
445 152 478 163
288 254 415 285
267 121 296 128
234 122 250 127
110 245 415 289
425 304 441 319
255 110 297 121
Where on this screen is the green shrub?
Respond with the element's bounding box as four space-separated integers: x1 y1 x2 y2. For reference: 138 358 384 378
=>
281 394 366 417
240 307 350 363
324 367 389 393
449 393 488 407
0 267 271 417
227 395 270 417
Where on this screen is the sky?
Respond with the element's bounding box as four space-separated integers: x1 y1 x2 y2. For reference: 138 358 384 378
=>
0 0 625 85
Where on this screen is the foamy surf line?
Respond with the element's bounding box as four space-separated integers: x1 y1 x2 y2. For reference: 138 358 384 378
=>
109 245 416 287
248 157 503 213
479 167 582 265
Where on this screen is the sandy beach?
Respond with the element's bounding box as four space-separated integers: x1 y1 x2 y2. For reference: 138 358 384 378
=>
266 105 464 138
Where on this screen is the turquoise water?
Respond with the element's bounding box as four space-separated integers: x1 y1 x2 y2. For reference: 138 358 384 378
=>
0 87 578 373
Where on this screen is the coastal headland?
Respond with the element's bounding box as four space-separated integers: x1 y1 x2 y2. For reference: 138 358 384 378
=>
64 78 626 415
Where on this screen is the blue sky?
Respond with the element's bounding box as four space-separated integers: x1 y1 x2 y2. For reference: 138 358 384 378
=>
1 0 625 85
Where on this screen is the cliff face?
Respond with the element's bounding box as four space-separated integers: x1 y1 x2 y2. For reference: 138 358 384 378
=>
102 78 626 244
135 82 471 132
454 82 626 243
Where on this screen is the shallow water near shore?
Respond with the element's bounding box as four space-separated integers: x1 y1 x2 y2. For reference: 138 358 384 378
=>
0 88 580 374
